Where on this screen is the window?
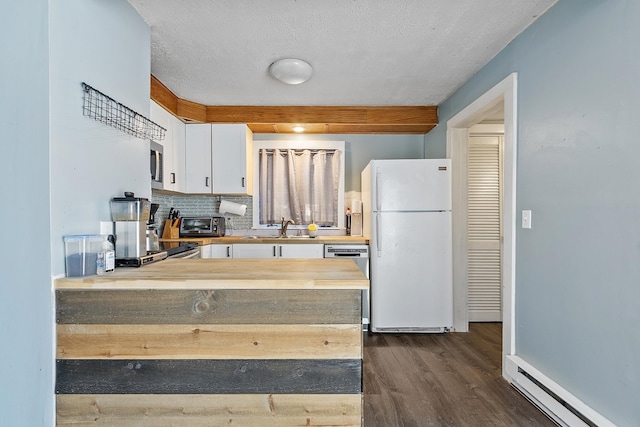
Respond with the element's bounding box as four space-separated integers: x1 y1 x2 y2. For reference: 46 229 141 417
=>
252 140 345 229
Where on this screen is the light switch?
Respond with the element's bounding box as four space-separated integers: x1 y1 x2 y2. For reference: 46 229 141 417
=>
522 210 532 229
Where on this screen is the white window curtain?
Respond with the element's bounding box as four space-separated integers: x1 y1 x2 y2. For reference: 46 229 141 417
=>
259 148 340 226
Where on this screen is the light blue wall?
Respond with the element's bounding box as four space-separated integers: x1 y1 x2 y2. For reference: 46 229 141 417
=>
0 1 53 425
0 1 150 425
425 1 640 425
50 0 151 275
256 133 424 191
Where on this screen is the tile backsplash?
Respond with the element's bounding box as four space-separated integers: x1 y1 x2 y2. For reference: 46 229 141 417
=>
151 192 253 235
151 191 360 237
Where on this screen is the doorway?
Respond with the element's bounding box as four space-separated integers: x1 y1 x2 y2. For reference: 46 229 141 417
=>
446 73 517 377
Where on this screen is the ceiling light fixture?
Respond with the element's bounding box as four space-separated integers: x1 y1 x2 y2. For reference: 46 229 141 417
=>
269 58 313 85
292 126 305 133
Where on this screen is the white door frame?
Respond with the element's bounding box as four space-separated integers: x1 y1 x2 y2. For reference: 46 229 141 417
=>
446 73 517 377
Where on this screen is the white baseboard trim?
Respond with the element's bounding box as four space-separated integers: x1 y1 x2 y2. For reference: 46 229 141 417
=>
505 355 615 427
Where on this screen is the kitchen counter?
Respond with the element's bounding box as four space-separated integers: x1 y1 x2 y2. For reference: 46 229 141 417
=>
55 258 367 426
55 258 369 290
159 234 368 246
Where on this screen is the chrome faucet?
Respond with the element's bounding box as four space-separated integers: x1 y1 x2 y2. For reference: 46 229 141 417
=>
280 217 295 237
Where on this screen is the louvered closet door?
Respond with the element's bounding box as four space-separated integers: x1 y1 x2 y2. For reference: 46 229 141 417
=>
467 135 503 322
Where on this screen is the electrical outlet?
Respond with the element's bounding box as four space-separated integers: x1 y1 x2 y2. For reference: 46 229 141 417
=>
522 210 532 229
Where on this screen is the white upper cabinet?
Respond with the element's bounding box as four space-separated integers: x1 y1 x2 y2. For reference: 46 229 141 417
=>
185 123 253 195
185 124 213 194
211 124 253 195
150 101 185 193
169 114 186 193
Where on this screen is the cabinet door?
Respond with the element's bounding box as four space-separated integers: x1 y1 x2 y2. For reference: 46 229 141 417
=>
170 118 186 193
199 244 211 258
232 244 277 258
185 124 212 194
208 244 233 258
279 244 324 259
150 101 174 191
211 124 253 195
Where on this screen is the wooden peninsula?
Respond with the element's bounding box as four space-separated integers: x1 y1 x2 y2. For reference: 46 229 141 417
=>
55 258 368 426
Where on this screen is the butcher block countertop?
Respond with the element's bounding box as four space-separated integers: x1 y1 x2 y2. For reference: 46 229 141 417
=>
159 235 368 246
54 258 369 290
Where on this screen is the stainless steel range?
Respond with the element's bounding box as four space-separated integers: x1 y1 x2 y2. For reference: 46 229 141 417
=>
115 243 199 267
164 243 200 259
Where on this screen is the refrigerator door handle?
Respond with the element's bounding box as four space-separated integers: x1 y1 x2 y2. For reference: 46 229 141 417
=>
376 212 382 257
375 168 381 211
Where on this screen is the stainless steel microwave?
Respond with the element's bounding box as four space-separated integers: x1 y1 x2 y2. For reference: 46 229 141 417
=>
150 140 163 190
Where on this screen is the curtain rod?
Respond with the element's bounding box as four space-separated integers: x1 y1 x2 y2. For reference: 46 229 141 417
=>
259 148 338 155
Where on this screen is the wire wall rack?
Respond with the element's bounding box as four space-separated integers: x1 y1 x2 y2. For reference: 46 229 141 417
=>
81 82 166 141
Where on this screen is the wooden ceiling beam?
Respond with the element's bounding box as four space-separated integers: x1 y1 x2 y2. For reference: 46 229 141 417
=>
150 75 178 114
205 105 437 126
150 75 438 134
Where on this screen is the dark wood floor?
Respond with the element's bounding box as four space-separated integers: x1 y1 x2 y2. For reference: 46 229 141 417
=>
363 323 558 427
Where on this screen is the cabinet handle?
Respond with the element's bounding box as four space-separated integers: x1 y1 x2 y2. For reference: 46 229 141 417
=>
170 173 176 184
242 177 245 188
279 246 283 257
273 245 277 257
205 177 210 187
226 246 231 258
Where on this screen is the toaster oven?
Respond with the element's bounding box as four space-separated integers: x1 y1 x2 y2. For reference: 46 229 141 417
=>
179 216 226 237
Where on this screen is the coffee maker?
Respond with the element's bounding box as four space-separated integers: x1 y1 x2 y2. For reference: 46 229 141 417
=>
111 192 166 267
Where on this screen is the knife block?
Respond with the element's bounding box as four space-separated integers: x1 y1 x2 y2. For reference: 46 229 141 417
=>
162 220 180 239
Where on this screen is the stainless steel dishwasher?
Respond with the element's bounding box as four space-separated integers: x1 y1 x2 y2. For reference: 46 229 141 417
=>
324 244 370 330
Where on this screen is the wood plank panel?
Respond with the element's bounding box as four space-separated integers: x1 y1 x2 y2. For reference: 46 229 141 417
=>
177 98 206 122
57 324 362 359
205 105 437 126
54 259 365 425
263 123 328 134
206 106 368 124
327 123 436 134
365 106 438 124
57 394 362 426
249 123 435 134
150 75 178 114
150 74 437 134
56 359 362 394
56 289 361 324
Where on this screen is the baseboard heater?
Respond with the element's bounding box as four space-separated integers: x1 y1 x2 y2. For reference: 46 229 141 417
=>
505 355 615 427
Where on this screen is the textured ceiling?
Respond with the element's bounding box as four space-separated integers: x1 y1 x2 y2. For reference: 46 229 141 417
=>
128 0 556 107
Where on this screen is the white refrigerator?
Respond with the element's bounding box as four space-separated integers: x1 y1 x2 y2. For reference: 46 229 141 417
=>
361 159 453 333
